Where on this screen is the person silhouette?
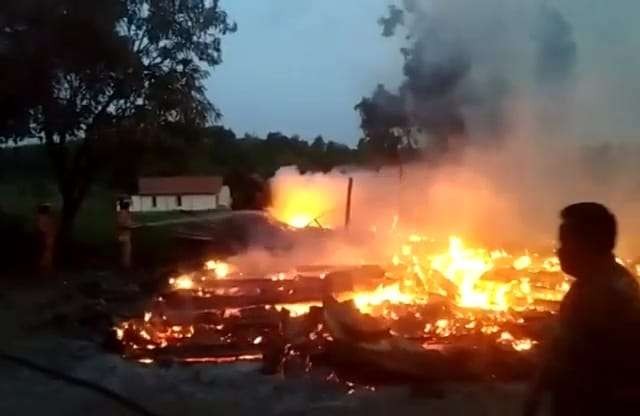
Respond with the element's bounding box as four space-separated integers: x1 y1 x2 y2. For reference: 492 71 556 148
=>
525 202 640 415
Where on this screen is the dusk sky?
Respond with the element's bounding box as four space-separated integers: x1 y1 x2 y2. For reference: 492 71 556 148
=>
207 0 640 146
206 1 403 146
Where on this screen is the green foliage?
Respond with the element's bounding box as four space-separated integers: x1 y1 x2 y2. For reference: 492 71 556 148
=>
0 0 236 250
200 128 358 178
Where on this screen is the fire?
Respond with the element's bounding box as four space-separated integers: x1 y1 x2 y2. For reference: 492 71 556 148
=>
170 274 194 290
512 338 536 352
167 260 236 292
382 234 571 313
270 302 322 317
115 234 582 366
429 236 497 309
204 260 233 279
498 331 537 351
351 283 417 315
288 214 315 229
267 172 342 228
498 331 515 342
434 319 452 337
513 255 532 270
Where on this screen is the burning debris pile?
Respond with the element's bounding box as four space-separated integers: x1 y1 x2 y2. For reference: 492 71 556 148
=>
114 234 581 381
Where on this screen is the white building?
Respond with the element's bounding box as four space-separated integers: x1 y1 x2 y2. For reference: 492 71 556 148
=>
129 176 232 212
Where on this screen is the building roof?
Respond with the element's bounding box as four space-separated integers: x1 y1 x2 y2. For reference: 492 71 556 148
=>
138 176 224 196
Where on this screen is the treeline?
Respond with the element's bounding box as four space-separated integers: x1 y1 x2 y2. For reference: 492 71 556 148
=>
107 126 361 193
1 126 362 192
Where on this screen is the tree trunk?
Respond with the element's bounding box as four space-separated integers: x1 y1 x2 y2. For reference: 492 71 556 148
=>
52 141 95 267
44 107 105 268
55 191 84 266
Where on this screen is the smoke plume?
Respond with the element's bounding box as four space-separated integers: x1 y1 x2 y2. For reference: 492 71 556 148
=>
358 0 581 151
252 1 640 268
265 0 640 260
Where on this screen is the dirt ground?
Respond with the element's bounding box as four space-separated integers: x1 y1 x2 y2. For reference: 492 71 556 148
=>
0 271 544 416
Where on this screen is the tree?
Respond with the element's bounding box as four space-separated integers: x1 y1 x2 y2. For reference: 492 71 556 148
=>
0 0 235 257
355 3 471 163
311 135 326 153
354 84 406 164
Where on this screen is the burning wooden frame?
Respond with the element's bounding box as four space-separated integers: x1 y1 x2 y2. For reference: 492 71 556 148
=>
112 235 587 382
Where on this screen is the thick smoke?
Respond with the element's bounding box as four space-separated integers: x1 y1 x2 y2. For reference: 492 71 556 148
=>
268 134 640 259
400 18 470 142
256 0 640 268
359 0 579 150
378 5 404 38
534 5 578 87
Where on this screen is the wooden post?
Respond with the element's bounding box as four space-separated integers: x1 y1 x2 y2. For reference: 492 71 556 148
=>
345 177 354 229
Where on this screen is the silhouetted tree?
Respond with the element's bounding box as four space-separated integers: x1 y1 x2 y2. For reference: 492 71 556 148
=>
355 84 406 164
311 135 327 152
0 0 235 257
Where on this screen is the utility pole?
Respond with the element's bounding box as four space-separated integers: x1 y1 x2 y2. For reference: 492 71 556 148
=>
345 177 354 229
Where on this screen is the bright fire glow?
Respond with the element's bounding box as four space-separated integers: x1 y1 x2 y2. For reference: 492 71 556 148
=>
270 302 322 317
342 235 568 318
375 234 571 314
512 338 536 351
513 255 532 270
267 170 344 228
429 236 497 309
205 260 232 279
352 283 416 315
497 331 537 351
116 233 578 364
288 214 315 229
170 275 194 290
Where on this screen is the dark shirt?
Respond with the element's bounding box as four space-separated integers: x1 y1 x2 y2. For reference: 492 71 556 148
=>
547 263 640 414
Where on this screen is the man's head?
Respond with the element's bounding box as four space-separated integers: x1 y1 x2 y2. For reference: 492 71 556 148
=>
119 199 131 211
37 203 52 215
558 202 617 278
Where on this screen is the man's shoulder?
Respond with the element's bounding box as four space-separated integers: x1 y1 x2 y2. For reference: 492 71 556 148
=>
613 276 640 308
560 268 639 321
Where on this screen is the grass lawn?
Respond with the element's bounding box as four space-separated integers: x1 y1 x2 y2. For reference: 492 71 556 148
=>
0 179 172 270
0 178 227 269
0 179 116 244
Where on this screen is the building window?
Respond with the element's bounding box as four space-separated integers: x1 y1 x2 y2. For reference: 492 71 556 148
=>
152 196 157 207
176 195 182 207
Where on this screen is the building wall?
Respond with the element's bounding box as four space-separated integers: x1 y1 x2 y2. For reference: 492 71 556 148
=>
218 186 232 208
130 194 218 212
182 194 217 211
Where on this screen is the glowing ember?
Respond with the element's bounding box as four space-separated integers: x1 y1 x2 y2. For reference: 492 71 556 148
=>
481 325 501 335
434 319 452 337
182 355 263 364
170 274 194 290
498 331 515 343
115 233 581 367
272 302 322 317
512 338 536 352
497 331 537 351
